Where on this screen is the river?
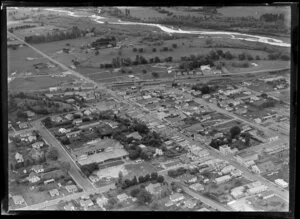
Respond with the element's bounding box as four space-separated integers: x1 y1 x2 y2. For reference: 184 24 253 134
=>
14 7 291 48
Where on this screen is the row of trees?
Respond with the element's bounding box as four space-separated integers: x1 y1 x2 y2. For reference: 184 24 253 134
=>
100 55 172 69
191 83 219 95
168 167 187 178
24 26 83 44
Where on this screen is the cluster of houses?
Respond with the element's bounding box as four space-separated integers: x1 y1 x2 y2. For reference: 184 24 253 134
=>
230 181 270 200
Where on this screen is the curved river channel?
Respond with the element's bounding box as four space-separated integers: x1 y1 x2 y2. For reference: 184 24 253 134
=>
39 8 290 48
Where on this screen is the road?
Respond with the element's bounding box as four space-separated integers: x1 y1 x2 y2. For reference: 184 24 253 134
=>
9 31 289 209
31 120 96 192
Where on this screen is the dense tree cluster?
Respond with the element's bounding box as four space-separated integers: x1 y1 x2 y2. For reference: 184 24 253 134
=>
24 26 83 44
260 13 285 22
191 83 218 95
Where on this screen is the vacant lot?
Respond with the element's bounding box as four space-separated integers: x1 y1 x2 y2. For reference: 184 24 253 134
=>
9 75 75 91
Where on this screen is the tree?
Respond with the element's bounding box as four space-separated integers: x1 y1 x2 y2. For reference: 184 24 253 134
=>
137 189 152 205
60 161 71 174
133 48 137 52
47 148 59 161
138 175 145 183
138 48 144 53
224 51 233 60
238 53 246 61
157 175 164 183
130 188 141 197
230 126 241 139
172 43 177 48
144 174 151 182
150 172 158 180
142 69 147 74
152 48 156 52
152 72 159 78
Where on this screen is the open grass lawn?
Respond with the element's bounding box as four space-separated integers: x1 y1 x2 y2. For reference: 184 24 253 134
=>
124 162 157 180
247 195 288 211
225 60 290 74
9 75 75 92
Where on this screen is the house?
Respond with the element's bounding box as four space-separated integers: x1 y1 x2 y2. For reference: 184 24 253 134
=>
30 148 44 161
254 118 262 124
145 183 162 195
96 196 108 207
247 185 268 195
230 186 245 199
200 65 211 71
189 183 204 192
79 199 94 208
219 145 238 155
66 98 75 104
89 175 100 183
214 175 231 184
83 110 92 116
73 119 83 125
184 175 198 184
64 113 74 120
49 189 60 197
65 184 78 193
202 94 211 99
258 190 275 199
12 195 25 205
197 207 210 211
275 179 288 188
126 131 142 140
138 144 147 149
32 141 44 149
64 202 76 211
165 201 174 207
66 130 81 138
221 165 235 175
235 151 259 166
49 87 59 92
251 165 261 174
19 122 28 129
31 165 44 173
117 193 129 202
28 135 37 142
51 116 63 123
183 199 197 208
15 152 24 163
25 110 35 117
27 172 40 183
169 193 185 202
256 161 275 174
59 128 69 134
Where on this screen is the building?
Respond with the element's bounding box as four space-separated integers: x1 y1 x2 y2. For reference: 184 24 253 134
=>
15 152 24 163
189 183 204 192
230 186 245 199
64 202 76 211
197 207 210 211
221 165 236 175
73 119 83 125
219 145 238 155
169 193 185 202
66 130 81 138
258 190 275 199
247 185 268 195
49 87 59 92
25 110 35 117
19 122 28 129
12 195 25 205
256 161 275 174
31 165 44 173
96 196 108 207
117 193 129 202
184 199 197 208
64 114 74 120
49 189 59 197
235 151 259 166
65 184 78 193
79 199 94 208
275 179 288 188
145 183 162 195
27 172 40 183
32 141 44 149
214 175 231 184
184 175 198 184
51 116 63 123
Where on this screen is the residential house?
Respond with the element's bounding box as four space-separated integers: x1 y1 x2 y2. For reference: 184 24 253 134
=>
214 175 231 184
49 87 59 92
258 190 275 200
19 122 28 129
49 189 60 197
32 141 44 149
66 130 81 138
126 132 142 140
28 135 37 142
51 116 63 123
256 161 275 174
235 151 259 166
219 145 238 155
251 165 261 174
197 207 210 211
221 165 236 175
189 183 204 192
89 175 100 183
183 199 197 209
15 152 24 163
73 119 83 125
31 165 44 173
96 196 108 207
275 179 288 188
247 185 268 195
25 110 35 117
64 113 74 120
230 186 245 199
184 175 198 184
27 172 41 183
65 184 78 193
59 128 69 134
165 201 174 207
169 193 185 202
145 183 162 195
12 195 25 205
64 202 76 211
83 110 92 116
117 193 129 202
